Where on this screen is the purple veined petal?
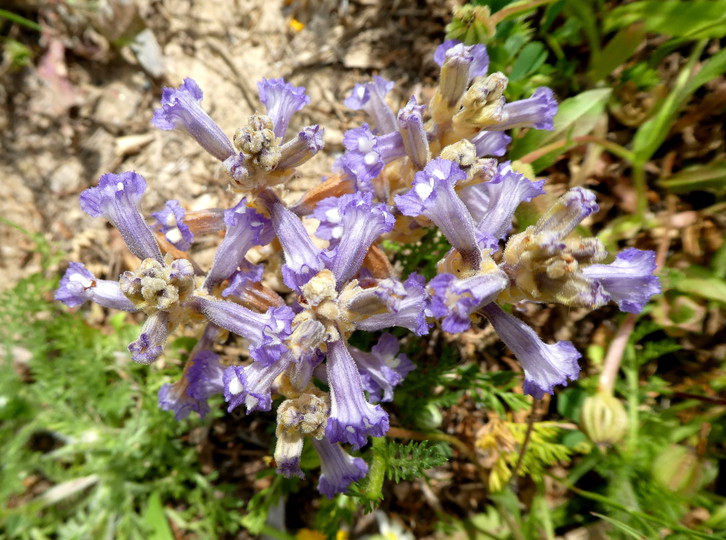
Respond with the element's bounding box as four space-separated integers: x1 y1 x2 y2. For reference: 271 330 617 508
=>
482 304 581 399
221 260 264 298
158 380 210 421
582 248 661 314
533 187 599 240
429 270 508 333
222 352 293 413
312 436 368 498
434 40 489 80
277 125 325 170
152 78 235 161
324 192 395 287
128 311 170 364
492 87 558 131
395 158 481 267
267 197 324 292
325 339 389 449
80 172 163 263
312 195 346 244
336 124 384 186
192 297 294 365
344 76 398 134
474 164 545 242
350 334 415 403
257 78 310 139
355 273 431 336
470 130 511 157
398 96 430 170
186 349 225 400
55 262 138 311
152 200 194 251
203 198 273 290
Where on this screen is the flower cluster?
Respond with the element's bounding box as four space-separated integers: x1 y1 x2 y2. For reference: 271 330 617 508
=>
56 40 660 497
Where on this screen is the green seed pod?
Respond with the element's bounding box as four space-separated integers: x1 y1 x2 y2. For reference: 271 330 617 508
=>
414 402 443 430
580 392 628 446
652 445 704 495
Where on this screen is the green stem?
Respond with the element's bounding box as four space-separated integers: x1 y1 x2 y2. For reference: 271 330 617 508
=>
363 436 387 502
0 9 41 32
633 164 647 223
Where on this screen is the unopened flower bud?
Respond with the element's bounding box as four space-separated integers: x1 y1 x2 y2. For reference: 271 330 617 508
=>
580 392 628 446
652 445 707 495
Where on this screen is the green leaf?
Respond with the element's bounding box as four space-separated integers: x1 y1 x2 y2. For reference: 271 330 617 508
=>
684 46 726 97
142 492 174 540
591 512 645 539
604 0 726 39
509 41 548 81
673 277 726 304
509 88 612 165
588 22 647 83
659 160 726 193
631 40 707 165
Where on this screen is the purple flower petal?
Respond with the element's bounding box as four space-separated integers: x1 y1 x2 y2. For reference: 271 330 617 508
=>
158 380 210 421
482 304 581 399
80 172 163 263
582 248 661 314
223 353 292 413
203 198 273 290
128 311 170 364
325 340 389 449
55 262 138 311
323 192 395 286
152 78 235 161
277 125 325 170
350 334 415 403
257 78 310 139
470 130 511 157
187 349 225 400
429 271 508 333
354 273 430 336
312 436 368 498
433 40 489 80
395 158 481 267
494 87 558 131
152 200 194 251
344 76 398 134
398 96 430 169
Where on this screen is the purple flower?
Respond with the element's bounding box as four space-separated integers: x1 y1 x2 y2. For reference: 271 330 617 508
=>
223 353 293 413
158 380 210 421
354 273 430 336
473 164 545 243
434 39 489 81
344 76 398 134
186 349 225 400
470 130 511 157
395 158 481 268
257 78 310 139
323 192 395 286
334 125 406 190
203 198 273 290
312 436 368 498
192 297 294 366
582 248 661 314
482 304 581 399
152 78 235 161
128 311 170 364
221 260 264 298
277 125 325 170
325 339 389 449
350 334 415 403
152 200 194 251
398 97 430 169
55 262 138 311
80 172 163 263
266 196 324 292
494 87 558 131
429 271 508 333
